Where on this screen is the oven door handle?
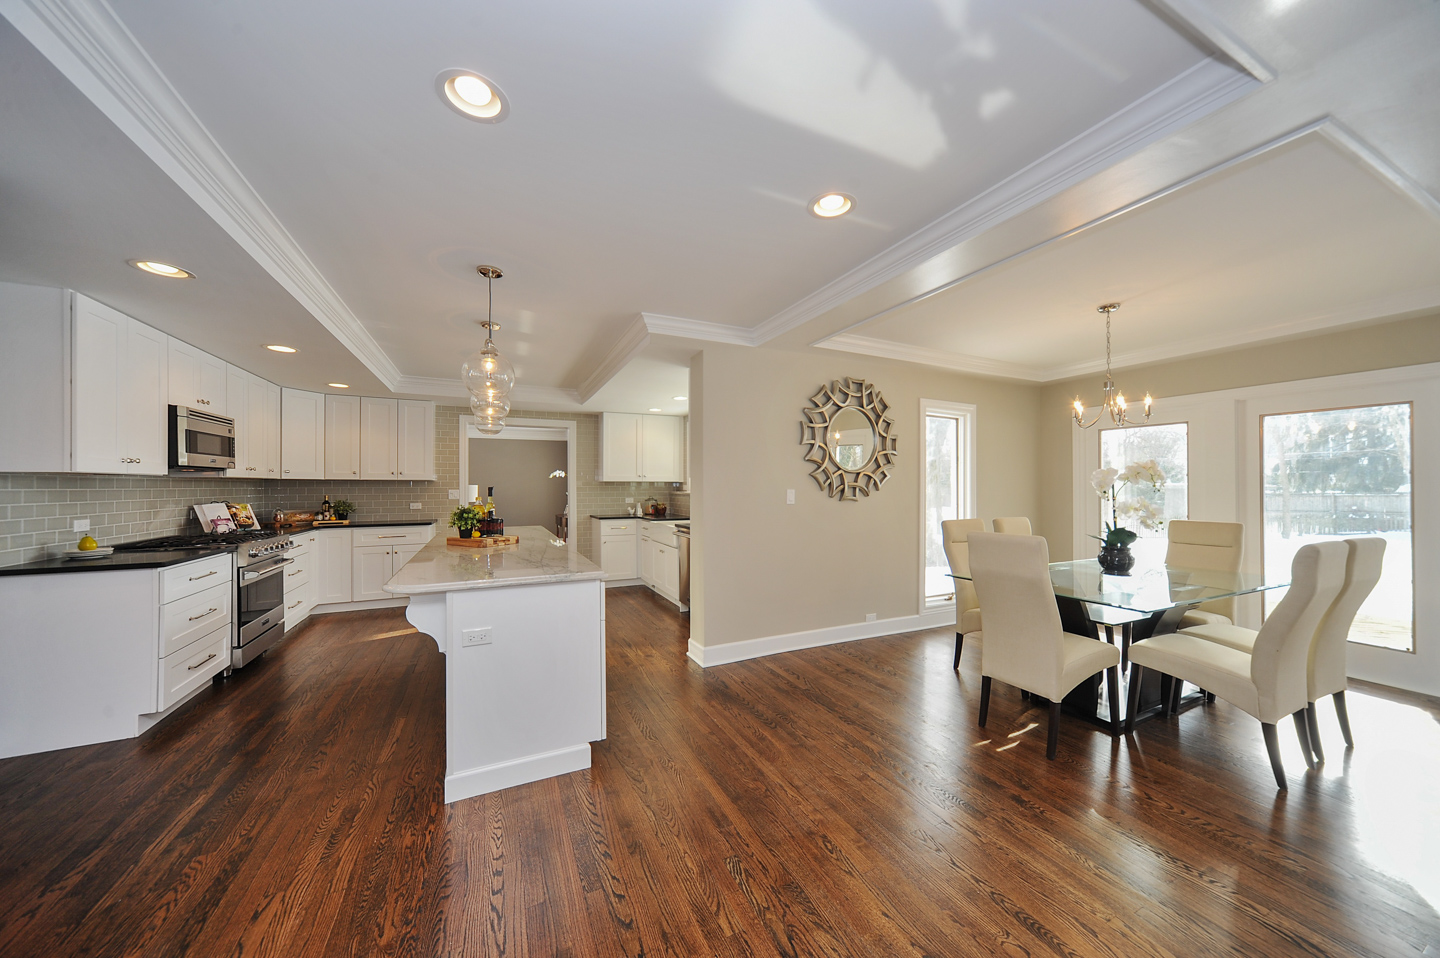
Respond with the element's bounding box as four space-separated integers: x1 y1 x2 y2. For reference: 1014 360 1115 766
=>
242 557 293 582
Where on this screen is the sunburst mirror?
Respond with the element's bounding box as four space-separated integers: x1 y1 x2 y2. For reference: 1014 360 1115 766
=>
800 378 898 501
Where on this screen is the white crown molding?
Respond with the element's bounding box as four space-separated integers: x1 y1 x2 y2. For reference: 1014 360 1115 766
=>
390 376 582 409
1145 0 1276 83
391 374 468 399
576 316 651 402
1 0 404 388
510 384 584 408
815 334 1046 382
744 55 1258 346
641 312 759 346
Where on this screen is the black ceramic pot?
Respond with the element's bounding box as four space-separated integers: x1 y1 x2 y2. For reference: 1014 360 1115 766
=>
1098 543 1135 575
459 528 475 539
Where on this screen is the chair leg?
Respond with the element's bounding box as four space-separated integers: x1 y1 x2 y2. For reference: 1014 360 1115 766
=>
978 675 992 728
1292 710 1315 770
1169 676 1184 715
953 632 963 670
1046 701 1061 759
1159 674 1172 713
1124 663 1144 734
1334 691 1355 748
1106 664 1122 736
1306 703 1325 764
1261 722 1288 790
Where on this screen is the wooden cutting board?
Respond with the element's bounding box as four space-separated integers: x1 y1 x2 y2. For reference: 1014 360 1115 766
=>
447 535 519 549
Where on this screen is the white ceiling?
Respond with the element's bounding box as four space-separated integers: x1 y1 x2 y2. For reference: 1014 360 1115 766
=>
0 0 1435 402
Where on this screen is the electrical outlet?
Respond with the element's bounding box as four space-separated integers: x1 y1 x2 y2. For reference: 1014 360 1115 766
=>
410 502 422 510
786 489 795 505
625 497 634 504
448 489 461 499
865 613 877 622
73 519 90 532
462 627 493 647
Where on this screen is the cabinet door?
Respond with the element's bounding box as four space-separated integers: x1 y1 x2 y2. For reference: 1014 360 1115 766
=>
325 394 361 479
641 415 681 481
167 338 201 410
244 372 270 477
656 542 678 596
317 529 352 603
360 396 398 480
600 536 637 579
600 412 641 481
263 380 282 477
122 320 169 475
352 545 394 601
397 400 435 479
71 296 124 474
392 543 423 573
199 352 227 415
281 388 325 479
638 536 656 585
227 365 251 474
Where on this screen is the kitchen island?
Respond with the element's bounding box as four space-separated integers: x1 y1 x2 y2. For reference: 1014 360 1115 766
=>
384 525 606 803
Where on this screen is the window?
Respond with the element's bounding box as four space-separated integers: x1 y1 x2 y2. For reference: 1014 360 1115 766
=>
1099 422 1188 565
921 401 975 608
1261 403 1413 651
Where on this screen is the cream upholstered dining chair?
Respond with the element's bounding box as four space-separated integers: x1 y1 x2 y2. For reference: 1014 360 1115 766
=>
942 518 988 669
1166 520 1244 629
992 516 1032 535
1126 541 1348 789
969 532 1122 758
1182 538 1385 763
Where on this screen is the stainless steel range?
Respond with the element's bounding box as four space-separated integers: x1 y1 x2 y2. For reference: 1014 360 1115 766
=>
114 529 295 669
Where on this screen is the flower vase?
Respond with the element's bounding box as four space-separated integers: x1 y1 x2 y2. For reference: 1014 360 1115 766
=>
459 528 475 539
1098 543 1135 576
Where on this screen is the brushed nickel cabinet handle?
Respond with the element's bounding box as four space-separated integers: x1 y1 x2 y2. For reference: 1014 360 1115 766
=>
289 599 303 610
187 652 218 671
188 607 218 621
188 570 218 581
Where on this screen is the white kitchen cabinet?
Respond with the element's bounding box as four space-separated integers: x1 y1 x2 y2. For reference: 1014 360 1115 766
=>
352 544 395 601
235 369 281 478
283 530 318 628
638 535 656 584
325 393 361 479
168 337 227 414
598 412 682 482
281 388 325 479
72 294 168 475
397 399 435 479
360 396 398 480
226 365 252 475
316 528 353 604
592 518 639 582
638 520 684 608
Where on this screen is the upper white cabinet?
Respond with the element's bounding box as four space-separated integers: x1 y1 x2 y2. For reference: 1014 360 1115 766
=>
397 399 436 480
325 394 361 479
167 338 227 414
360 397 397 480
598 412 682 482
72 295 168 475
281 388 325 479
229 365 282 478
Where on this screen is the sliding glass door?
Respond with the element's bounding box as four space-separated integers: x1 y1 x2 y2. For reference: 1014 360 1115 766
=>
921 401 975 608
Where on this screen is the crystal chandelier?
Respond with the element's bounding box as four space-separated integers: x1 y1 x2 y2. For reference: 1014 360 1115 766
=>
1072 303 1152 428
462 265 515 435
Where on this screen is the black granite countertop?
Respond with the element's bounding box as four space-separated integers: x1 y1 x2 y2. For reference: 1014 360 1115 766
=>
0 547 229 576
590 514 689 521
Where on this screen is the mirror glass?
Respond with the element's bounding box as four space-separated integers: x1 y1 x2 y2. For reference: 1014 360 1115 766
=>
828 407 876 471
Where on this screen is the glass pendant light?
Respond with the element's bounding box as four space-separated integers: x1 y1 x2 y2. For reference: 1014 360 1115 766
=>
462 265 514 433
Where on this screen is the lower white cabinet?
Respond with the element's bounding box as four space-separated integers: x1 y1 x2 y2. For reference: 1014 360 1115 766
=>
316 528 354 604
639 521 685 609
352 528 431 601
284 530 318 627
158 625 229 712
307 525 434 607
592 518 639 581
156 553 234 711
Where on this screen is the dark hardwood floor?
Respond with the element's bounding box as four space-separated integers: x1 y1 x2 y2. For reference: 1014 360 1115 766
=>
2 587 1438 957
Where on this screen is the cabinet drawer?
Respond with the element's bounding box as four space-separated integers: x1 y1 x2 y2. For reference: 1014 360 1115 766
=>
596 519 636 536
283 551 313 593
160 581 232 656
355 526 432 546
161 553 233 603
158 623 229 710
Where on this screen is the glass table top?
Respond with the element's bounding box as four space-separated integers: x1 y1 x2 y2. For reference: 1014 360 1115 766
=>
953 560 1288 614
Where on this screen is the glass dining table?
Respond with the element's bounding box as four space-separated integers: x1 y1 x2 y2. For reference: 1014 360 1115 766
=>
952 559 1289 727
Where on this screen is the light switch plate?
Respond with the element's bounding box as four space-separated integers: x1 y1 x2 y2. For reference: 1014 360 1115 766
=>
410 502 422 510
73 519 90 532
448 489 460 499
786 489 795 505
462 627 493 647
865 613 877 622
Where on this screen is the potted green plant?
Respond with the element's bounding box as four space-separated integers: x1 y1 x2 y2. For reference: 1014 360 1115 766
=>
332 499 355 521
449 505 483 538
1090 460 1166 575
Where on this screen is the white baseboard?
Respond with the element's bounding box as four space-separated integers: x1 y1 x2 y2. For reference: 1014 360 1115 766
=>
311 597 409 615
444 743 592 803
687 607 956 668
603 578 643 589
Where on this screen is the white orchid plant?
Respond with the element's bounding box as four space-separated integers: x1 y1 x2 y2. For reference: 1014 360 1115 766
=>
1091 459 1167 549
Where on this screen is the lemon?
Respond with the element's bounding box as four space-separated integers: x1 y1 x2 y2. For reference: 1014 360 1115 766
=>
78 535 98 551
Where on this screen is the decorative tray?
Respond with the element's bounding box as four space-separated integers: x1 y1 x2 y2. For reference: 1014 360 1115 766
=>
447 535 519 549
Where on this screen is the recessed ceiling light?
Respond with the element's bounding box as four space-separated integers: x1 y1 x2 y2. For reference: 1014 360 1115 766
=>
649 407 662 412
129 259 194 278
436 69 509 123
265 344 297 353
327 383 349 388
673 396 688 401
809 192 854 218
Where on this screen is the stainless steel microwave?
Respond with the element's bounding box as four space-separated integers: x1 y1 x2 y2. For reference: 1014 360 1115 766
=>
169 405 236 472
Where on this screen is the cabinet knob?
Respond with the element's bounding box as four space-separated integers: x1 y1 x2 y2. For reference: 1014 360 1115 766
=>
284 469 290 474
352 471 357 475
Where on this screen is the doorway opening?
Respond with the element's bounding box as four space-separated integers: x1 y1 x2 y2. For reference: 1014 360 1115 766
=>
458 417 578 541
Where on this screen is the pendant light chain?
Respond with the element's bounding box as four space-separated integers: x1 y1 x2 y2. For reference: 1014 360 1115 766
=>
1072 302 1153 429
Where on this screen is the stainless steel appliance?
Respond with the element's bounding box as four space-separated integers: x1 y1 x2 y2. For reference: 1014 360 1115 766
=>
674 522 690 609
114 529 293 669
169 405 236 473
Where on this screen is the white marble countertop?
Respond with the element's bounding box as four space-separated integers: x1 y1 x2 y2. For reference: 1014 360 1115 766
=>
383 525 604 595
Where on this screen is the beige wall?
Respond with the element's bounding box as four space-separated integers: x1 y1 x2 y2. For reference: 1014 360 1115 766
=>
1035 311 1440 558
691 343 1039 648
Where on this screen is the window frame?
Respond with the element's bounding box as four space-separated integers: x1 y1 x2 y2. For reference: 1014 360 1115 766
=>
919 399 977 613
